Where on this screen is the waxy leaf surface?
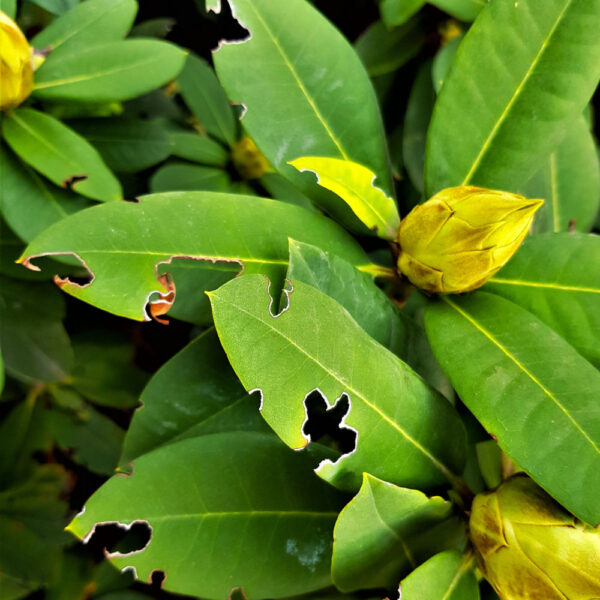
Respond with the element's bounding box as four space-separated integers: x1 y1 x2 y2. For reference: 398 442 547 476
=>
69 432 345 600
425 293 600 524
332 474 465 591
486 233 600 366
210 275 466 492
20 193 368 320
213 0 393 225
426 0 600 194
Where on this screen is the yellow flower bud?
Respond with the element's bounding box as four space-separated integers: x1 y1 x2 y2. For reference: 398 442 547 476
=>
0 10 33 111
231 136 270 180
397 186 542 293
470 476 600 600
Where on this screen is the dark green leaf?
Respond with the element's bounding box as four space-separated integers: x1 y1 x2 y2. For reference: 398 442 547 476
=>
332 474 465 591
28 0 78 16
429 0 483 21
31 0 137 52
177 54 237 146
0 0 17 19
68 432 345 599
120 328 268 468
426 0 600 194
149 162 231 192
2 109 122 202
485 233 600 366
432 35 462 94
20 192 368 320
33 40 188 103
380 0 424 27
168 131 229 166
68 118 171 174
210 275 467 492
425 292 600 524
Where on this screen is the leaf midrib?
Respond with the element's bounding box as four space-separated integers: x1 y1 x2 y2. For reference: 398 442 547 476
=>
142 509 339 522
488 277 600 294
461 0 574 185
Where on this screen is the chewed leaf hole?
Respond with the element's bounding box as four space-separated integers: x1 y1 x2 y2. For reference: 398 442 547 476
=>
302 391 357 455
84 521 151 560
210 0 250 48
149 569 166 589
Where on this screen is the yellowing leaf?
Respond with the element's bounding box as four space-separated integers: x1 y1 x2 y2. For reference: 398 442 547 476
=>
289 157 400 240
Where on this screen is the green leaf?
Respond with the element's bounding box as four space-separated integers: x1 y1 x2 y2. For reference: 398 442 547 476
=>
0 0 17 19
129 17 175 39
0 143 91 243
520 115 600 233
485 233 600 366
20 192 368 321
289 157 400 239
28 0 78 16
0 465 70 590
429 0 483 21
69 332 148 408
213 0 394 222
210 275 466 492
177 54 237 146
332 474 465 592
120 328 268 468
0 277 73 383
31 0 137 52
380 0 424 27
68 432 345 600
403 61 435 194
33 40 188 103
432 35 463 94
425 292 600 524
260 172 315 211
355 18 424 77
2 109 122 202
67 118 171 174
400 551 479 599
168 131 229 166
149 162 231 192
425 0 600 195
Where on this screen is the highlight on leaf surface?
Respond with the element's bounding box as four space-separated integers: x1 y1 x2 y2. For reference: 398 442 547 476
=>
0 10 33 110
397 185 543 293
289 156 400 240
470 475 600 600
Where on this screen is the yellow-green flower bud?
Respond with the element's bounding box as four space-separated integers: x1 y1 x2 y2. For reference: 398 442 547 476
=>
0 10 33 111
470 475 600 600
231 136 270 180
397 186 543 293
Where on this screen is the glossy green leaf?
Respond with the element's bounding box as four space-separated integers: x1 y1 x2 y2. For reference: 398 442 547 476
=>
150 162 231 192
68 118 171 174
210 275 466 492
20 192 368 321
121 328 267 468
380 0 424 27
403 61 435 194
425 0 600 195
520 115 600 233
260 172 315 211
168 131 229 166
27 0 78 16
31 0 137 52
0 348 4 396
2 109 122 202
129 17 175 39
400 551 479 599
432 35 462 94
289 157 400 239
355 19 424 77
332 474 465 591
0 466 69 590
425 292 600 524
70 332 147 408
0 277 73 383
0 143 91 243
430 0 483 21
0 0 16 19
177 54 237 146
33 40 188 103
485 233 600 366
213 0 394 223
68 432 345 599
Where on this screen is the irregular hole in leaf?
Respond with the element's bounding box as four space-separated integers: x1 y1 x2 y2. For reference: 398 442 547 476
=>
229 587 249 600
302 390 357 457
82 520 152 561
209 0 251 49
19 252 95 288
62 174 89 192
149 569 166 589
